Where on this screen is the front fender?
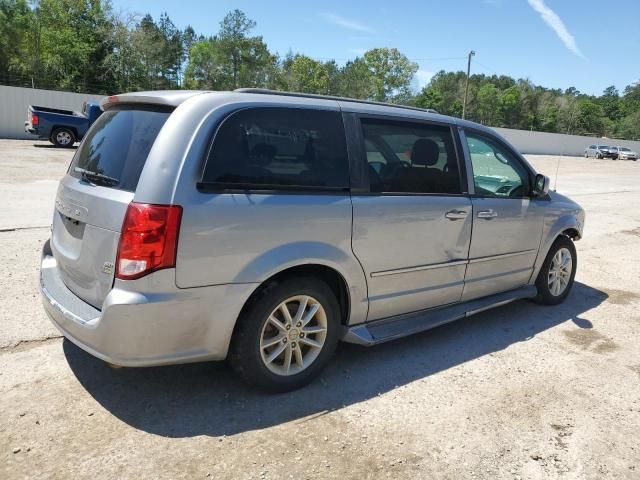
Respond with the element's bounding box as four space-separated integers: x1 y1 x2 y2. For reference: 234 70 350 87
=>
530 211 583 282
232 241 369 325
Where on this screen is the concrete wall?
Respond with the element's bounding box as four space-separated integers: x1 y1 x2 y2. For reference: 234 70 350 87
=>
494 127 640 157
0 85 104 140
1 85 639 155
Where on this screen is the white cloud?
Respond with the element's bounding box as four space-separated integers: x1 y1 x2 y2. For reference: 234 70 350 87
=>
527 0 584 58
347 48 367 56
415 69 435 88
320 13 374 33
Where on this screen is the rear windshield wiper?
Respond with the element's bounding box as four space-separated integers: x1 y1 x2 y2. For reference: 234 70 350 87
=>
73 167 119 186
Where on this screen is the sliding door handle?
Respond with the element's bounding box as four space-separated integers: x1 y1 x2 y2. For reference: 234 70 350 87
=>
445 209 469 220
477 209 498 219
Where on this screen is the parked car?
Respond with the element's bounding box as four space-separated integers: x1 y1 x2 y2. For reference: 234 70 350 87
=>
24 102 102 147
613 146 638 161
40 89 585 392
584 144 616 159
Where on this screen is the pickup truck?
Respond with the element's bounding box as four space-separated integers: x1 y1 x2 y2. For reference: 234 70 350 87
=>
24 102 102 147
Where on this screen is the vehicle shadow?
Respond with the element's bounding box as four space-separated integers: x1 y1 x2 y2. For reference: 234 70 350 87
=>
64 281 607 438
33 143 77 149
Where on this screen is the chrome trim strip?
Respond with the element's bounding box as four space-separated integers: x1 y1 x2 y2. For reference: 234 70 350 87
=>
370 259 468 278
371 249 537 278
468 249 537 264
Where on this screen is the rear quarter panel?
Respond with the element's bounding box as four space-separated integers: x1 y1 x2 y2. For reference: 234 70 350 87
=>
131 93 370 325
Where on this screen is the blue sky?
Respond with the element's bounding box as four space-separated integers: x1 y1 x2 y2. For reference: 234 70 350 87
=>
111 0 640 95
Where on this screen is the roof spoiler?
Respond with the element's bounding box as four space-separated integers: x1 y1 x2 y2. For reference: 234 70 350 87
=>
100 91 206 111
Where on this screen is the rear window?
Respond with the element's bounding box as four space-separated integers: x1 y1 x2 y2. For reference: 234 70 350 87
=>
69 107 171 192
201 107 349 191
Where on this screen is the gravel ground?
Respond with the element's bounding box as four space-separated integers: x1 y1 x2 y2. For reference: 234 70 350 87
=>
1 139 639 480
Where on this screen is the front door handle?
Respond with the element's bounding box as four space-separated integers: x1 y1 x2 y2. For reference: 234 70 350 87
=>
477 209 498 219
445 209 469 220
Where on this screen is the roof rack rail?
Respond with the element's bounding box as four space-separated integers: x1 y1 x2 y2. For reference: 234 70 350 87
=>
234 88 439 115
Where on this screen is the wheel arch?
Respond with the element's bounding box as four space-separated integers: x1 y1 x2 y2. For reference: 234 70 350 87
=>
51 125 78 141
530 215 582 283
228 241 369 326
237 263 352 330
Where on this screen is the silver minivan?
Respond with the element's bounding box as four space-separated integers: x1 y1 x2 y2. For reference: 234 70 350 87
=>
40 89 585 391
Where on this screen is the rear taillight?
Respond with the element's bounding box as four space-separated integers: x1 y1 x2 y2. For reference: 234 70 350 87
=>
115 203 183 280
31 114 39 125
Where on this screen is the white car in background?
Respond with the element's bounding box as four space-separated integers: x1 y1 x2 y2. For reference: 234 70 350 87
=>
614 146 638 161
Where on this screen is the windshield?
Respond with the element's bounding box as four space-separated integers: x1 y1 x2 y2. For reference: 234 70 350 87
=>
69 107 171 192
598 145 610 149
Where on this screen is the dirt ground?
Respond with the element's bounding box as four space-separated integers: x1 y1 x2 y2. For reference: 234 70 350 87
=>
1 139 639 480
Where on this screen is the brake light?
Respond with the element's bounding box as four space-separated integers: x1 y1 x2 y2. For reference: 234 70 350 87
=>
31 114 39 125
115 203 183 280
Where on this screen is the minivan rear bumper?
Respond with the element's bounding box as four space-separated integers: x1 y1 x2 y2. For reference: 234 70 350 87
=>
40 240 257 367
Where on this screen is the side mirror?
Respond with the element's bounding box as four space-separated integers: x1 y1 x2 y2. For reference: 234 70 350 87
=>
533 173 550 197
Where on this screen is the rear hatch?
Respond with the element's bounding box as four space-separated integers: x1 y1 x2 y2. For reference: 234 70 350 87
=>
51 106 172 309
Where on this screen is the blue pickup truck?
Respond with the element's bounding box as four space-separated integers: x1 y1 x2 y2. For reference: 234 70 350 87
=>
24 102 102 147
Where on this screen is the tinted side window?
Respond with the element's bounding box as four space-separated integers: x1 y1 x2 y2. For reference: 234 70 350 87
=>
69 108 171 192
202 108 349 190
465 131 530 198
361 119 461 194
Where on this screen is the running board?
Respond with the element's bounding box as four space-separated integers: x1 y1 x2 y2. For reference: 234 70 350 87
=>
342 285 537 346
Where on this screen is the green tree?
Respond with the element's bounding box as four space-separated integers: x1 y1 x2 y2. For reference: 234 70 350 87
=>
415 86 443 111
183 38 225 89
282 54 329 94
499 85 521 127
336 58 372 99
0 0 31 83
185 10 275 90
476 83 499 125
617 111 640 140
31 0 114 92
362 48 418 102
574 98 605 136
104 12 141 92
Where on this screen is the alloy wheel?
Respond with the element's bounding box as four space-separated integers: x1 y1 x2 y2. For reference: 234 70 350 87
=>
259 295 328 376
56 131 72 146
548 247 572 296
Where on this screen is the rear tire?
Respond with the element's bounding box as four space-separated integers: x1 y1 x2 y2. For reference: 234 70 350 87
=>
534 235 577 305
229 277 340 392
51 128 75 148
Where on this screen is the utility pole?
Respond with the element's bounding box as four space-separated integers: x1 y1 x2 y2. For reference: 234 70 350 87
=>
462 50 475 120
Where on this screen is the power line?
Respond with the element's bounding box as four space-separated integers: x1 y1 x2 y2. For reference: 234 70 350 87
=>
308 55 468 63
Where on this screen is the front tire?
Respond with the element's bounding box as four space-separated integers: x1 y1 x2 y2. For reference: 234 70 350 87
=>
534 236 577 305
229 277 340 392
51 128 75 148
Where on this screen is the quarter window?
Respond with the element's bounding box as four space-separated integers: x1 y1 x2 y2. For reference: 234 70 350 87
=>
69 108 171 192
361 119 462 194
465 131 530 198
202 108 349 190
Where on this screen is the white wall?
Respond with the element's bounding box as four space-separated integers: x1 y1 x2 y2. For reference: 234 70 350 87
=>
494 127 640 156
0 85 104 140
1 85 639 155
